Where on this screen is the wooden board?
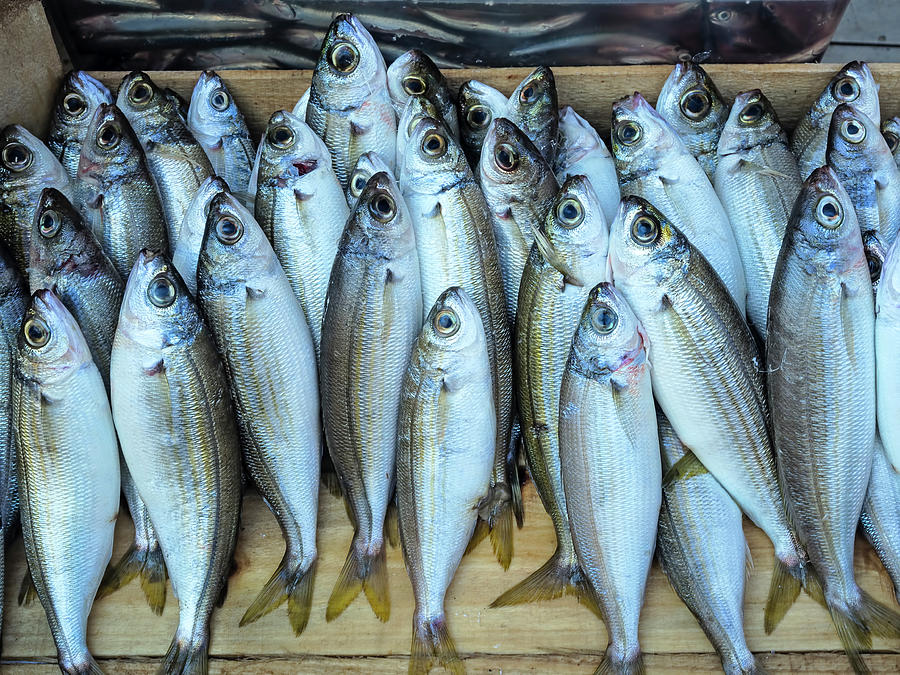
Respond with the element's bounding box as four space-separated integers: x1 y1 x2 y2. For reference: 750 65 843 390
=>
5 65 900 674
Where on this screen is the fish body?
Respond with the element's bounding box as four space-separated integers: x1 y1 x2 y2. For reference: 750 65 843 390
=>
612 93 746 313
387 49 459 140
346 151 391 207
111 250 241 673
306 14 397 188
882 116 900 170
864 229 887 296
14 289 119 674
253 110 348 359
715 90 801 337
397 287 495 675
861 435 900 605
172 176 229 296
457 80 508 168
877 231 900 473
77 103 169 279
117 71 214 243
320 172 421 623
506 66 559 165
558 282 660 674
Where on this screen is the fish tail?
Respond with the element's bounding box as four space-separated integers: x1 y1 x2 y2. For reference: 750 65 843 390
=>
826 602 872 674
156 632 208 675
488 499 514 570
409 613 464 675
18 566 36 606
240 550 317 636
385 500 400 549
594 647 645 675
508 431 524 529
763 556 803 633
97 542 168 615
61 655 105 674
855 588 900 639
464 517 490 556
326 535 390 622
489 548 602 618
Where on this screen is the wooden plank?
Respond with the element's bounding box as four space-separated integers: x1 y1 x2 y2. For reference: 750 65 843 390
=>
831 0 900 47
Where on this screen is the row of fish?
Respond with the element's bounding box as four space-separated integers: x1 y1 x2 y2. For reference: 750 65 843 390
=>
0 10 899 675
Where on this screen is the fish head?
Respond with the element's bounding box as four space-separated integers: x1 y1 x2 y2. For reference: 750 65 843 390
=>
421 286 486 363
863 229 887 292
346 151 392 206
479 118 552 192
312 14 387 108
397 95 445 178
0 124 69 193
188 70 244 142
458 79 507 158
18 289 91 383
827 104 891 174
655 62 727 140
556 106 606 170
402 116 468 195
812 61 880 128
116 71 175 132
198 190 274 288
718 90 783 156
178 175 230 248
507 66 558 146
387 49 446 113
607 195 685 289
50 70 113 143
789 166 863 265
542 175 609 266
29 188 92 286
119 249 201 350
258 110 330 185
611 93 682 170
882 116 900 156
345 171 416 259
78 103 143 184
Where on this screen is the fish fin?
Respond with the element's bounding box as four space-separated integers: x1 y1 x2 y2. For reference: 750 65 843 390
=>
489 548 602 619
465 517 490 556
533 227 584 287
321 451 344 498
763 557 803 634
385 500 400 549
826 601 872 674
326 536 390 623
97 542 168 615
286 558 317 636
488 496 514 571
157 631 209 675
241 551 316 636
410 613 464 675
87 658 104 675
661 449 708 486
508 433 524 529
65 657 106 674
737 159 790 179
594 647 645 675
745 542 754 584
18 566 36 606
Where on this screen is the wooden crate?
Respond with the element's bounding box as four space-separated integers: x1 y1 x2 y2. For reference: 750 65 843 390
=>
3 64 900 674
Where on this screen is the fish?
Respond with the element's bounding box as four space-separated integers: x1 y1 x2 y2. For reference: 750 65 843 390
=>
715 89 801 338
827 103 900 246
187 71 256 206
110 250 241 673
253 110 349 359
77 103 169 279
554 106 620 225
655 62 729 181
457 80 508 168
400 115 517 568
877 231 900 474
558 282 660 675
396 286 495 675
172 176 230 296
791 61 879 181
0 244 25 648
0 125 72 273
116 71 215 242
197 192 320 636
861 435 900 605
506 66 559 165
386 49 459 140
881 116 900 170
656 410 761 675
320 171 421 623
608 195 807 633
306 13 397 189
14 289 120 674
346 151 392 208
864 229 888 296
492 175 607 614
396 95 448 181
479 117 559 325
768 166 900 672
612 92 747 313
46 71 113 188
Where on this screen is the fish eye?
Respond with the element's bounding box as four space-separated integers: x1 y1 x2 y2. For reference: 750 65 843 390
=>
868 253 883 281
631 214 660 245
494 143 519 172
616 121 642 146
368 192 396 222
97 123 120 149
62 93 87 117
680 89 711 120
833 76 860 102
402 75 427 96
433 308 460 337
39 210 61 238
815 195 843 228
590 304 618 334
129 81 153 106
268 125 294 149
23 317 50 348
422 132 447 157
840 118 866 144
330 42 359 73
465 105 491 129
519 82 538 104
215 216 243 245
147 274 177 308
556 197 584 228
885 131 900 153
1 142 31 172
350 171 368 198
210 89 230 111
739 101 765 124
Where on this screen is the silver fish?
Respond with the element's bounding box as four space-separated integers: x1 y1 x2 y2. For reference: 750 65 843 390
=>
864 229 887 296
345 151 392 208
861 435 900 605
877 232 900 473
172 175 229 296
882 116 900 170
387 49 459 140
396 96 452 181
457 79 508 168
506 66 559 165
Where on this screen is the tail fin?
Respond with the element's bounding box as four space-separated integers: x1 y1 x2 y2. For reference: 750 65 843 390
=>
326 537 389 622
63 655 104 674
409 614 464 675
97 543 167 615
594 647 645 675
240 552 317 636
763 557 803 634
157 631 208 675
489 499 514 571
489 548 601 618
507 428 524 529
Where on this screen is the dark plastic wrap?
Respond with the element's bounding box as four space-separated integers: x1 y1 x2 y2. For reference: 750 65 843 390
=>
45 0 850 70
